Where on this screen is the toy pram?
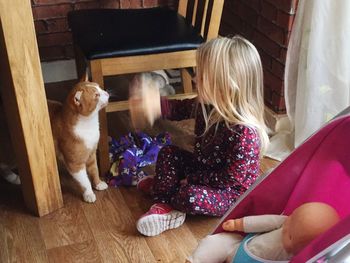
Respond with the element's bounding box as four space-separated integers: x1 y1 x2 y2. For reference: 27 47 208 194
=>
213 107 350 262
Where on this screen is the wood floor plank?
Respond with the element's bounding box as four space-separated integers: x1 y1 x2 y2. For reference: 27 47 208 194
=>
120 187 200 262
81 189 156 262
47 240 101 263
39 193 94 250
0 196 49 263
185 215 220 240
93 231 155 263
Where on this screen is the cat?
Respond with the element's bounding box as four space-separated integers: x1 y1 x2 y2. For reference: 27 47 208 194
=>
0 77 109 203
48 78 109 203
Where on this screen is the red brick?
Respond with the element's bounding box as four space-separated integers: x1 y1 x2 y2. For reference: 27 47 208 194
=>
223 13 244 34
35 20 47 34
280 47 287 62
35 18 69 34
131 0 143 8
120 0 144 8
38 46 65 61
32 0 92 5
37 32 73 47
229 18 255 40
271 91 286 112
64 44 75 58
160 0 176 9
264 0 298 14
32 4 72 19
242 23 255 40
219 22 233 37
32 0 72 5
258 49 272 70
120 0 130 8
264 69 283 95
238 3 259 26
264 84 273 105
143 0 158 8
231 0 242 16
276 10 295 31
261 1 277 22
257 16 286 45
271 59 285 79
100 0 120 8
253 30 281 58
243 0 261 13
74 1 100 10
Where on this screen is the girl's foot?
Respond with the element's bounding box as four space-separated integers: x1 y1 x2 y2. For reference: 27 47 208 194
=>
137 203 186 236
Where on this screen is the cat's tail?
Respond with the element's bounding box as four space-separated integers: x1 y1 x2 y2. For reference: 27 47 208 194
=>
0 163 20 185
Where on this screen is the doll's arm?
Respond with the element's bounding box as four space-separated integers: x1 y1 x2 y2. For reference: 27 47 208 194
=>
223 215 287 233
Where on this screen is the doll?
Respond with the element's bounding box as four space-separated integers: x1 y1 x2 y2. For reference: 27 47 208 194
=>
187 202 340 263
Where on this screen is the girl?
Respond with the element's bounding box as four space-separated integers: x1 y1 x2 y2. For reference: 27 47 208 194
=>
129 36 269 237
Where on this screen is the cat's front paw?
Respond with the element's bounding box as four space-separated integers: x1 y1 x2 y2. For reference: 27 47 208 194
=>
83 191 96 203
94 181 108 191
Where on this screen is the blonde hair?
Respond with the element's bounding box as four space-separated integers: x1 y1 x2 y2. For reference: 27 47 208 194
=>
196 36 269 155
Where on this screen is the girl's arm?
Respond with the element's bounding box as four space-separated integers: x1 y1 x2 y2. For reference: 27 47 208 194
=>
161 97 197 121
188 125 260 190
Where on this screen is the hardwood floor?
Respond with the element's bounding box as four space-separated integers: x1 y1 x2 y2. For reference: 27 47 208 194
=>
0 80 279 262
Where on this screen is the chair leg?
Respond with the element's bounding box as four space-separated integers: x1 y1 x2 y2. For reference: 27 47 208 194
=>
90 60 110 177
181 68 193 93
73 44 87 79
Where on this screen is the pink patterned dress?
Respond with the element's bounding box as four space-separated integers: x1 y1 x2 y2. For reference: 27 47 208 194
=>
152 98 261 216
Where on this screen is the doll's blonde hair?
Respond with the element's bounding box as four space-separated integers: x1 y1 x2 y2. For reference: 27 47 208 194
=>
196 36 269 155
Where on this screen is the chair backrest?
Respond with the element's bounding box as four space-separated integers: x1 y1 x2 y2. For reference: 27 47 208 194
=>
178 0 224 40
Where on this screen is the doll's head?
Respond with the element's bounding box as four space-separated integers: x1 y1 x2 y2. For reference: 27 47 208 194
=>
282 202 339 254
195 36 269 154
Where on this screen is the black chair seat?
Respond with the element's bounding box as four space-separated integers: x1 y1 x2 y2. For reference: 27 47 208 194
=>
68 8 204 60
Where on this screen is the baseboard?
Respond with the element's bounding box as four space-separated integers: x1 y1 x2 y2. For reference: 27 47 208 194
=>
265 107 289 134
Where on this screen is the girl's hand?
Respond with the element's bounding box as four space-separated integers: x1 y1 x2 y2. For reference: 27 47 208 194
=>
129 82 147 129
129 74 161 129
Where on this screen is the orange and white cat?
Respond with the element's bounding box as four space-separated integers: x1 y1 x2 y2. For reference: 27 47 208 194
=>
48 78 109 203
0 77 109 203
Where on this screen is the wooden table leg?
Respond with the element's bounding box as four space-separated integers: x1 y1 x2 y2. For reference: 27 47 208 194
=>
0 0 63 216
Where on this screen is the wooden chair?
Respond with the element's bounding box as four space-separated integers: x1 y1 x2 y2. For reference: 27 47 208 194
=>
68 0 225 176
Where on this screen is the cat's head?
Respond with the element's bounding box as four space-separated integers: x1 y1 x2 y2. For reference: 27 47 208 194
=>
68 80 109 116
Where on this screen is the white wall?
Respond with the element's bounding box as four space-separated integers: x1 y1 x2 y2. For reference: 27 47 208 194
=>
41 59 77 83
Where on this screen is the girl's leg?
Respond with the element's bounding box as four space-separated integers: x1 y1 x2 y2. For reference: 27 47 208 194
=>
152 145 196 203
171 185 240 216
136 146 196 236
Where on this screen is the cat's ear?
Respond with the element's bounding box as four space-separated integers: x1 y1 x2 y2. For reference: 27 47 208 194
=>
74 91 83 106
79 68 89 82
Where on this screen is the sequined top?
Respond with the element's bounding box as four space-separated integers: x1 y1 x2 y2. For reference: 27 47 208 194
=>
161 98 261 192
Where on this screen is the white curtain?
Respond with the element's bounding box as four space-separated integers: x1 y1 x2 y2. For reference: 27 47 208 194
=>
266 0 350 160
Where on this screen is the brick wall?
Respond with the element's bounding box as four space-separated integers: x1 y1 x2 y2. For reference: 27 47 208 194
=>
220 0 299 113
31 0 176 62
